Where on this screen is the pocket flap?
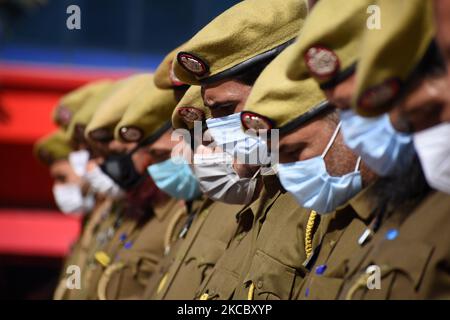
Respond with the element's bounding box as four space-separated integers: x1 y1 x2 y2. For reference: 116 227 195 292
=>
371 239 434 289
184 236 227 268
199 269 239 300
243 250 297 300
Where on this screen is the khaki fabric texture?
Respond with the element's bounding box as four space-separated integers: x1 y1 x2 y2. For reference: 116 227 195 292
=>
115 78 178 143
338 191 450 299
98 198 188 300
54 198 114 300
294 186 376 300
153 45 190 89
197 175 320 300
146 200 242 300
85 74 153 141
243 44 326 130
53 80 113 129
66 82 116 142
286 0 371 84
34 129 72 166
173 0 308 85
353 0 435 116
172 85 210 130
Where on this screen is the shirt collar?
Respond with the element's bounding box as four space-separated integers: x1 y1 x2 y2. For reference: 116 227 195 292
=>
336 183 378 221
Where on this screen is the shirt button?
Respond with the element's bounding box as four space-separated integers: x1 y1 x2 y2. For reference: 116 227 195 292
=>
257 280 263 289
315 264 327 275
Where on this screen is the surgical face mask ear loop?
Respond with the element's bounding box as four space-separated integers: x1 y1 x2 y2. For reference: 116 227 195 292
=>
243 167 262 205
321 122 362 176
320 122 342 160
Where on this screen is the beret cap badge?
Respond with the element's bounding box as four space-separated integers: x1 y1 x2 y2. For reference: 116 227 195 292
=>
304 46 340 80
177 52 209 77
358 78 401 111
119 126 144 142
56 105 72 126
241 112 273 131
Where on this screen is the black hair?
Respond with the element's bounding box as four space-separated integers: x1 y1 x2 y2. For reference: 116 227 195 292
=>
234 55 278 86
372 155 431 219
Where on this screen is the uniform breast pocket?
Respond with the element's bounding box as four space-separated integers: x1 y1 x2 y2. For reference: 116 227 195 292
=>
184 236 228 282
345 240 434 300
197 268 240 300
98 250 161 300
243 250 298 300
127 251 162 285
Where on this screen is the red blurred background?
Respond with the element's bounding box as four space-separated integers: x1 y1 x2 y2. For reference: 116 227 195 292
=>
0 62 137 299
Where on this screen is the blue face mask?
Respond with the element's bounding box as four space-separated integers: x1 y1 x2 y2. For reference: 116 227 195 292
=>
276 123 362 214
206 112 270 165
339 109 414 177
147 156 202 201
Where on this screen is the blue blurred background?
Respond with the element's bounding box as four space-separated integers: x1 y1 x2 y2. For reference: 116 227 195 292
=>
0 0 240 69
0 0 240 299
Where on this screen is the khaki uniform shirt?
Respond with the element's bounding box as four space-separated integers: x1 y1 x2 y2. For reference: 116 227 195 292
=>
338 191 450 300
143 199 242 300
295 186 376 300
53 197 115 300
97 197 189 300
197 174 323 300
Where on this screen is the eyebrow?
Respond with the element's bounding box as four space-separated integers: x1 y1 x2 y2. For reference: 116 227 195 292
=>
204 101 236 110
279 141 307 154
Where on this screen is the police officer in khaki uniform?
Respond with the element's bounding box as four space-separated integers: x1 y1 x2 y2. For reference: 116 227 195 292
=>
293 1 449 299
77 74 157 299
95 73 204 300
170 0 318 300
284 0 450 299
52 80 113 131
53 80 124 300
34 130 83 213
337 13 450 299
43 80 115 300
78 73 188 299
141 85 243 300
237 39 380 300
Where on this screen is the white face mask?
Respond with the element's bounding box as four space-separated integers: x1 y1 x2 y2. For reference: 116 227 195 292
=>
413 122 450 194
84 165 124 199
193 152 260 205
69 150 90 177
52 184 94 215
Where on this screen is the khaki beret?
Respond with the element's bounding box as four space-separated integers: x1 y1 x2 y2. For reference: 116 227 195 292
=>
115 79 179 143
66 81 115 144
352 0 435 116
52 80 112 130
172 86 210 130
242 44 327 134
34 129 72 166
85 74 153 142
286 0 371 88
153 44 190 89
173 0 308 85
